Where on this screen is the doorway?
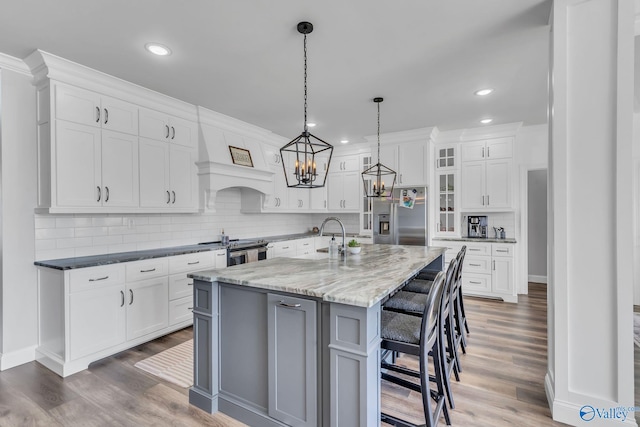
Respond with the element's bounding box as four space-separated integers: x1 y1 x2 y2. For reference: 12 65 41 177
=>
527 169 547 284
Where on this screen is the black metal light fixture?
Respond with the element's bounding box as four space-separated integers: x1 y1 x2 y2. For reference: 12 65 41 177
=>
280 21 333 188
362 97 396 197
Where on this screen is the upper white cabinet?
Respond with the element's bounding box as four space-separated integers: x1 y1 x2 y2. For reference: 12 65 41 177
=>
327 170 360 212
460 137 513 162
329 155 359 173
139 138 195 209
139 107 198 149
27 51 199 214
460 137 513 210
435 144 458 170
378 140 428 186
55 83 139 135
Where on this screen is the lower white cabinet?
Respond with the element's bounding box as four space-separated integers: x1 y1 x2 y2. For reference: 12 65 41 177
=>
267 294 317 427
37 249 221 377
432 240 516 302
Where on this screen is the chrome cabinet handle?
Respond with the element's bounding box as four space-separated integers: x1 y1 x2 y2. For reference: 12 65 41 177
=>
482 147 485 158
89 276 109 282
105 186 109 202
120 290 125 307
104 108 108 124
496 249 508 253
171 126 175 139
96 106 100 123
482 195 485 206
493 260 496 270
172 191 176 204
165 124 170 138
282 246 289 250
487 146 490 157
399 173 402 183
469 263 481 267
324 200 326 208
469 281 482 285
188 307 193 310
487 195 490 206
278 301 301 308
216 252 225 256
97 186 101 202
129 289 134 305
166 190 171 204
188 261 200 265
469 248 481 251
140 268 156 273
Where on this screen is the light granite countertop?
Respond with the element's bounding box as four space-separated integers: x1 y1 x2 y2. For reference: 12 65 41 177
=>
190 244 446 308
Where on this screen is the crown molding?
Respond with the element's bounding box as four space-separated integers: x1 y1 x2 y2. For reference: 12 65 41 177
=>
0 52 30 76
364 126 439 145
458 122 523 141
24 49 197 121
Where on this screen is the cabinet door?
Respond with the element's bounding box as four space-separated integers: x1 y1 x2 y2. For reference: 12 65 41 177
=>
55 84 101 127
126 277 169 341
287 187 309 210
485 159 512 208
168 116 198 148
398 141 426 185
341 171 361 211
101 130 139 207
436 171 457 235
460 160 485 209
214 249 228 268
326 174 343 211
139 108 169 141
55 120 102 207
169 144 195 209
485 137 513 160
69 284 125 360
435 145 457 169
139 138 170 207
309 185 327 210
268 170 289 209
100 96 139 136
492 257 513 295
460 140 487 162
267 294 317 427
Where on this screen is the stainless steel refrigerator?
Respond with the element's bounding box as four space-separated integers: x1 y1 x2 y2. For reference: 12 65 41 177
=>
372 186 427 246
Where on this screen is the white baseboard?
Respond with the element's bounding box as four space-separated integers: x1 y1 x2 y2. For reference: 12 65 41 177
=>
0 345 36 371
528 275 547 284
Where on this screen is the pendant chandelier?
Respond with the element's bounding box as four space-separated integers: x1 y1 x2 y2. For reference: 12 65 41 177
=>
362 97 396 197
280 21 333 188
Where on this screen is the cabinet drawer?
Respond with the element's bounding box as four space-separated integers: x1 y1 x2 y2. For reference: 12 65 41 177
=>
169 251 216 274
463 256 491 274
169 273 193 300
465 244 490 256
69 265 125 293
462 274 491 293
492 244 513 257
169 296 193 325
125 258 168 282
296 238 315 255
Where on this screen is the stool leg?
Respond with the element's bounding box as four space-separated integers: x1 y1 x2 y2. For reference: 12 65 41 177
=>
430 336 451 425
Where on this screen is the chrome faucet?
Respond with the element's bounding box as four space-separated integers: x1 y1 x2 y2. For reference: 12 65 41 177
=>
319 217 346 254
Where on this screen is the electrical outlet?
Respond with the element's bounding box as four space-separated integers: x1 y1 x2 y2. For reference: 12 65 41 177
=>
127 218 135 229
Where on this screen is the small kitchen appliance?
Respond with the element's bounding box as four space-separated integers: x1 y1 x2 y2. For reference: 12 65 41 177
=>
467 215 488 238
199 239 269 266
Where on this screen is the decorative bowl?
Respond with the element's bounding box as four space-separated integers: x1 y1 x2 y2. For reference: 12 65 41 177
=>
348 246 361 254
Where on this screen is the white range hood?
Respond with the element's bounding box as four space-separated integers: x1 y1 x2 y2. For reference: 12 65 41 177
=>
196 106 277 211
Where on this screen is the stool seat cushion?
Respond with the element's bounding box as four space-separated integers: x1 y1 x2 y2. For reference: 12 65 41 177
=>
384 290 428 313
381 310 421 344
403 278 434 294
416 270 439 281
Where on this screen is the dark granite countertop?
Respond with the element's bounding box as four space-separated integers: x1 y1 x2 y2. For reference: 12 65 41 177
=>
433 237 517 244
34 242 227 270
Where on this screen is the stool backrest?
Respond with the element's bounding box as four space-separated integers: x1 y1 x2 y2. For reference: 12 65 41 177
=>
420 271 445 350
441 257 458 316
452 246 466 294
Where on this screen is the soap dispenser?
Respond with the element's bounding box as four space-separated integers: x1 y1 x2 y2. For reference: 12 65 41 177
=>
329 234 338 259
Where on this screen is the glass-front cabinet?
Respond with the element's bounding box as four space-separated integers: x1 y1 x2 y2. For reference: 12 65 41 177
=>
360 155 373 235
433 143 459 237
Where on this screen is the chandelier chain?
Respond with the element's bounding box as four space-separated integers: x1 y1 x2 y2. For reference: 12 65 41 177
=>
377 101 381 163
303 33 308 132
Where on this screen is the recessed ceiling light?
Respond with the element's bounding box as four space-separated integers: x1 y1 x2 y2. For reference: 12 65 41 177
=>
480 118 493 124
306 122 316 128
340 139 349 144
475 88 493 96
145 43 172 56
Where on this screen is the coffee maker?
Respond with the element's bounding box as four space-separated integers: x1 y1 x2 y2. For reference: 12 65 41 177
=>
467 215 488 238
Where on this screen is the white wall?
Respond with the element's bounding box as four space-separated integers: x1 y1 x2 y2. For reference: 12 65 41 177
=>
0 68 38 369
634 112 640 306
527 169 547 281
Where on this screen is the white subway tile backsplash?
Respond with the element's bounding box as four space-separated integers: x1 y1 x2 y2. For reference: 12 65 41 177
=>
75 245 110 257
35 227 74 240
34 216 56 229
92 217 124 227
93 235 123 246
56 217 93 228
75 227 108 237
37 248 75 261
57 237 93 249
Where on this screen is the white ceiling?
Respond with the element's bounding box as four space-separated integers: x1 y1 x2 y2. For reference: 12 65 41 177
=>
0 0 551 144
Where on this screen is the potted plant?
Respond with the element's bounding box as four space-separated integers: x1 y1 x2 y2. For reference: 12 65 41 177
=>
347 239 361 254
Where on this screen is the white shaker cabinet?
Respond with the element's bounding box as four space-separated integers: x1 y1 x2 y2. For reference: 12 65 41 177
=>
460 137 513 162
139 138 195 210
378 141 427 186
139 107 198 149
55 83 139 136
125 276 169 341
327 171 360 212
55 122 139 208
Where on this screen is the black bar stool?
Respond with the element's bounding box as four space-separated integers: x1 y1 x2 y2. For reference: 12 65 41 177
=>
380 272 450 427
383 258 460 410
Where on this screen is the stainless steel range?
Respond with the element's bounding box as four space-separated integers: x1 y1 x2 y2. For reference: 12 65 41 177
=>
200 239 269 266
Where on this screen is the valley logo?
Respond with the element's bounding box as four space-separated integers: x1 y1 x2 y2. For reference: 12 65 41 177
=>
579 405 639 422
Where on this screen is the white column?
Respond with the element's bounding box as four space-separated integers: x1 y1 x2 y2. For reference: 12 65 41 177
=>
546 1 636 426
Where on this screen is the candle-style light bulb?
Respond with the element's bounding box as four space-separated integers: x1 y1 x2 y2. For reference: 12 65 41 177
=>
295 159 299 176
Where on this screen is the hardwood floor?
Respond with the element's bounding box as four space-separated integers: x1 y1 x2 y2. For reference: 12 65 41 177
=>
0 283 634 426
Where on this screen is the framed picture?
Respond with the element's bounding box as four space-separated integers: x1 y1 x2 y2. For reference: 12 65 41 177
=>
229 146 253 167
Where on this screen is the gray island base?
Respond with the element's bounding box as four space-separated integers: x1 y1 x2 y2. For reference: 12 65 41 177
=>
188 244 445 427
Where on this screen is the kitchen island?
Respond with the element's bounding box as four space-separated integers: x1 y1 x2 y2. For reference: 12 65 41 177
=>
188 244 445 427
